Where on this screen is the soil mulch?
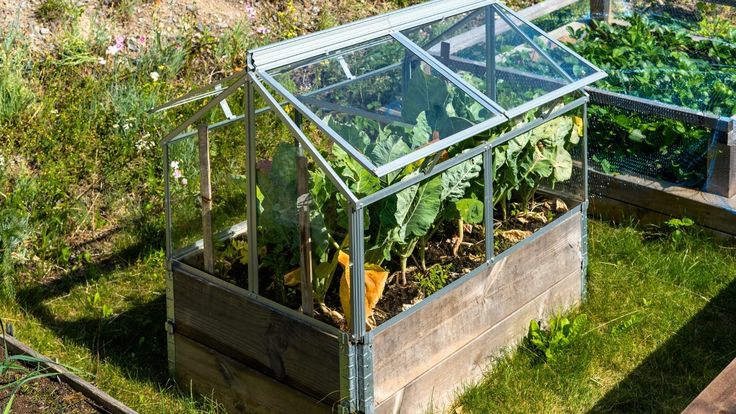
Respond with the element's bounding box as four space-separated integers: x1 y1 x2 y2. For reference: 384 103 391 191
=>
0 341 100 414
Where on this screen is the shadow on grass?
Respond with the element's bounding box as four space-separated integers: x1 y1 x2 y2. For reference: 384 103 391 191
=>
14 238 170 386
589 277 736 413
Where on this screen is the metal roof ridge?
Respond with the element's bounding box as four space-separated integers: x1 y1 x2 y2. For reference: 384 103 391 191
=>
249 0 498 71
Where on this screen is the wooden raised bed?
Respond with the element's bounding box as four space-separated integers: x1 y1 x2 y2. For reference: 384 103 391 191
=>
168 208 585 413
1 332 137 414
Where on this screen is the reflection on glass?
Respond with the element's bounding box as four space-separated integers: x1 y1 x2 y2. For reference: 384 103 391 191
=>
268 35 500 169
402 5 597 110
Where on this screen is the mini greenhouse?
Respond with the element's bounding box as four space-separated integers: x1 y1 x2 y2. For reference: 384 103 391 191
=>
156 1 605 412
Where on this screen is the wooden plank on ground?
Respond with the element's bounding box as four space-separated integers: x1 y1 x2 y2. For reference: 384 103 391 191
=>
374 269 582 414
2 334 138 414
173 270 341 403
372 212 582 404
589 170 736 236
174 334 333 414
682 358 736 414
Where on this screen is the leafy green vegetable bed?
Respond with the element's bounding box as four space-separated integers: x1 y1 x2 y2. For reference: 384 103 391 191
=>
566 9 736 185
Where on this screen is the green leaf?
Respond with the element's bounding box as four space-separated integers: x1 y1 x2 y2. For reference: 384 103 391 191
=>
551 147 573 183
370 131 411 167
455 198 484 224
327 115 371 153
441 156 482 202
393 176 443 243
403 66 449 129
408 111 432 149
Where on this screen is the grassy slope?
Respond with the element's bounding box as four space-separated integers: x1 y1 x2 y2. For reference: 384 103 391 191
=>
457 220 736 413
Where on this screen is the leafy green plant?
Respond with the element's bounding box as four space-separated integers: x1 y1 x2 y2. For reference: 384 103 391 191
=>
665 217 695 243
416 264 452 296
526 313 588 363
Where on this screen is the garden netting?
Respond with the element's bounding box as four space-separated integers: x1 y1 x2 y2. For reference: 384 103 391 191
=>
534 0 736 190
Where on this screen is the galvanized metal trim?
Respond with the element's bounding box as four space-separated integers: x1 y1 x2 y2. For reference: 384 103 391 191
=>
171 259 342 336
483 147 494 262
164 145 173 261
581 202 589 300
504 73 605 119
359 96 588 208
359 338 375 413
349 206 367 341
256 69 381 176
339 332 357 413
246 80 260 294
250 0 499 71
486 5 497 101
371 113 508 178
249 72 360 206
370 261 492 336
391 31 506 115
159 74 249 145
149 71 247 114
493 204 582 263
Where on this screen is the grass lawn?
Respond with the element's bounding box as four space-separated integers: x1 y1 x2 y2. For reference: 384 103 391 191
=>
457 219 736 414
2 219 734 413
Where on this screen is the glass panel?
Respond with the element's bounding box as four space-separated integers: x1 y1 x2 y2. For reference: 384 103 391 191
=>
267 35 502 170
493 106 585 255
368 155 488 327
209 120 249 284
168 135 202 253
497 6 597 81
402 5 599 111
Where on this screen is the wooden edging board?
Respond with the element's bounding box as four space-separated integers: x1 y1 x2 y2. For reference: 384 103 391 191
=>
1 333 137 414
589 170 736 237
372 211 583 412
682 357 736 414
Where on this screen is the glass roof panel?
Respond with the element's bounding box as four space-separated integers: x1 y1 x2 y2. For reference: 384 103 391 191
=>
266 35 504 173
401 4 602 111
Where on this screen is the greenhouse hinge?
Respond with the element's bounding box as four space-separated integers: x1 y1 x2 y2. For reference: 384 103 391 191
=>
214 84 237 120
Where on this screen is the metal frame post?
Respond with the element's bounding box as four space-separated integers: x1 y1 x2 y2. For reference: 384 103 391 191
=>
163 143 176 376
348 206 367 340
582 102 590 299
486 5 497 101
246 77 260 294
483 148 494 262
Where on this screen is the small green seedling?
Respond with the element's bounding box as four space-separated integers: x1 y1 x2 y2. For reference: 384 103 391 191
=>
665 217 694 243
525 313 588 363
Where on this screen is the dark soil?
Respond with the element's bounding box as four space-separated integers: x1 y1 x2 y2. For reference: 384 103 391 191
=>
209 196 571 332
0 341 100 414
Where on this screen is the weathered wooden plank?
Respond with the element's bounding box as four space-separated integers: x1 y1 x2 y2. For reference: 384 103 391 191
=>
173 269 341 403
2 333 138 414
372 212 582 404
682 357 736 414
589 170 736 236
374 270 582 414
590 0 613 24
705 141 736 199
174 334 332 414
